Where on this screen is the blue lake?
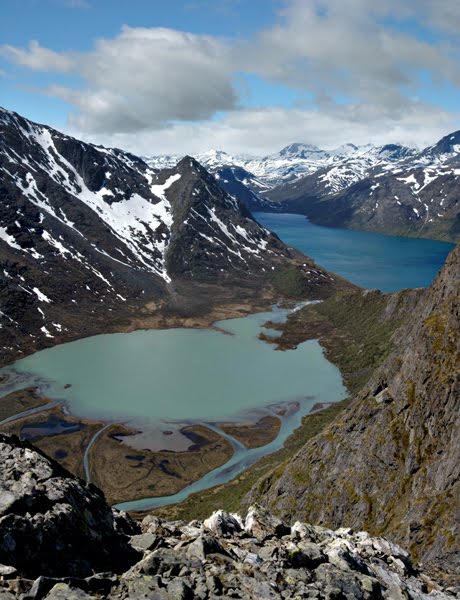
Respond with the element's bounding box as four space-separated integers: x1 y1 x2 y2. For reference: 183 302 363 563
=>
254 212 454 292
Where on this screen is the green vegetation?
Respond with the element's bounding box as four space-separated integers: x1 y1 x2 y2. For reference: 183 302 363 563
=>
143 287 418 524
141 398 351 522
271 265 314 298
267 288 418 394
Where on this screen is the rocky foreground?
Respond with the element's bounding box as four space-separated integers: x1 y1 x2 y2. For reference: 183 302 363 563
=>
0 434 457 599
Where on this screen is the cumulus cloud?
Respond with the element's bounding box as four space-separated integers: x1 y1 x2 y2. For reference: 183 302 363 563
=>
2 0 460 152
416 0 460 36
2 27 237 133
241 0 460 111
73 103 458 157
66 27 237 132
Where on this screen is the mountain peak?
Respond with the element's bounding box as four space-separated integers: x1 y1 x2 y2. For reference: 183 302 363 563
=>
278 142 325 158
176 154 203 171
422 129 460 159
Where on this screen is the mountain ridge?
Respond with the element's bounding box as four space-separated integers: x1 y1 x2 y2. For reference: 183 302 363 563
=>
0 107 349 366
247 242 460 582
0 432 453 599
146 132 460 243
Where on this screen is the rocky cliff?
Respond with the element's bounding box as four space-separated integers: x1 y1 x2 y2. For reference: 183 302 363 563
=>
248 244 460 583
0 434 455 599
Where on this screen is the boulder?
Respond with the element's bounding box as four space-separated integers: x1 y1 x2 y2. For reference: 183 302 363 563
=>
0 434 140 579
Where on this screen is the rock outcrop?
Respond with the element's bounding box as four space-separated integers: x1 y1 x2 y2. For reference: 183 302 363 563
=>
0 433 140 579
0 435 456 599
248 244 460 582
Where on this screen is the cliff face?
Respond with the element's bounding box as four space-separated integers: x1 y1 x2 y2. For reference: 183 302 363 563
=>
250 244 460 579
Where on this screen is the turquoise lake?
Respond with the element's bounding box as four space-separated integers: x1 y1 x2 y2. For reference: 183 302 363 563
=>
4 308 346 434
1 214 455 509
254 213 454 292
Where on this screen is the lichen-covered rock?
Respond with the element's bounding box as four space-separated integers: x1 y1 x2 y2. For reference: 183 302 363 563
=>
43 584 94 600
244 504 291 540
203 509 243 536
0 435 453 598
0 434 140 578
110 508 452 599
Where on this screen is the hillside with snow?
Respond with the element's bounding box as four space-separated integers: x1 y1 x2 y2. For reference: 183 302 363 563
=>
267 132 460 242
0 108 345 364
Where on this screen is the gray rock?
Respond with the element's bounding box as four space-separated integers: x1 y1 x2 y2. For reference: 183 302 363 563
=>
0 566 16 578
166 579 194 600
185 535 232 561
0 434 141 579
244 505 290 541
130 532 159 552
289 541 326 569
0 433 452 600
203 510 243 536
42 584 94 600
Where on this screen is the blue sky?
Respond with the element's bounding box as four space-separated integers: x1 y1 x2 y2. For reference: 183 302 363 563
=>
2 0 460 155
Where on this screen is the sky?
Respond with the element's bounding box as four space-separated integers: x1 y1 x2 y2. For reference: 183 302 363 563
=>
1 0 460 156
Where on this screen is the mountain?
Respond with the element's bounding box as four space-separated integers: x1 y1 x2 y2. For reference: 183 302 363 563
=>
0 433 452 598
147 142 378 191
265 134 460 242
147 143 418 217
144 137 459 243
249 242 460 581
0 108 346 366
264 143 417 204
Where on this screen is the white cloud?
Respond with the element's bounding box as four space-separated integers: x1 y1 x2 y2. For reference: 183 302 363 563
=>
4 26 237 134
240 0 460 110
2 26 236 133
0 40 74 72
2 0 460 153
72 103 459 157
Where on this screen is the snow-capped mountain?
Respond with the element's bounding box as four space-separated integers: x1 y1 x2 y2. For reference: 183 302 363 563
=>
147 142 417 197
266 132 460 242
2 108 344 364
144 135 460 242
267 143 418 205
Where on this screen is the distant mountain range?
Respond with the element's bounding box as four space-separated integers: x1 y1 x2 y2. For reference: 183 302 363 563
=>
146 141 415 190
0 108 346 364
147 134 460 242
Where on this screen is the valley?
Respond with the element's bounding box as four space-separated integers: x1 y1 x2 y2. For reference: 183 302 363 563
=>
0 208 452 510
148 133 460 244
0 106 458 591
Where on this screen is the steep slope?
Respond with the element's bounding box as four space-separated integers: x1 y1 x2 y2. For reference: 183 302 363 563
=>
0 432 140 578
250 244 460 580
212 165 281 212
0 434 452 599
0 108 346 365
318 132 460 241
266 133 460 242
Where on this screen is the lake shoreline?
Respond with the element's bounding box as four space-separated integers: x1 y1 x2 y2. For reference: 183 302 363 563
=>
0 299 346 508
